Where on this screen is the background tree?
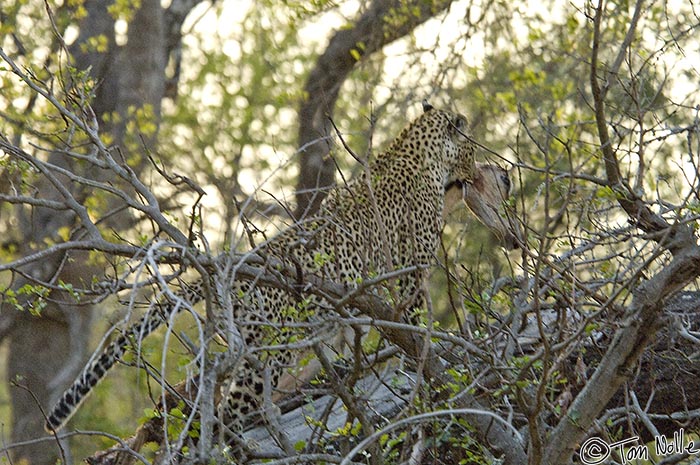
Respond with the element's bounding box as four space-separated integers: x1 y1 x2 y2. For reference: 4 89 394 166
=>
2 0 700 464
1 0 181 462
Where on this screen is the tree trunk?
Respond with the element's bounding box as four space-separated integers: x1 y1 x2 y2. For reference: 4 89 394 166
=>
4 0 169 462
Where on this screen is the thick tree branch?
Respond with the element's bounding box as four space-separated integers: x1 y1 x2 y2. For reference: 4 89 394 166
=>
295 0 455 217
589 0 693 254
541 245 700 464
534 5 700 463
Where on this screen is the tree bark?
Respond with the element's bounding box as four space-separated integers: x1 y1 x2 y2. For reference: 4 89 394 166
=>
540 246 700 465
537 2 700 462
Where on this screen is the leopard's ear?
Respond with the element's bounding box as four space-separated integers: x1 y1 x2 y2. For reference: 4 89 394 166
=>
422 100 434 113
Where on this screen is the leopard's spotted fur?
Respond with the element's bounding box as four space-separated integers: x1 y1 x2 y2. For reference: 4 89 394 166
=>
45 103 516 433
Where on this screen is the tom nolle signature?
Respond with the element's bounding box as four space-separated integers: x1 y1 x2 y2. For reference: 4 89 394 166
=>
580 428 699 464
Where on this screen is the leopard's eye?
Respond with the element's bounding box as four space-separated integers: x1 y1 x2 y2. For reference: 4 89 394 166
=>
452 116 467 132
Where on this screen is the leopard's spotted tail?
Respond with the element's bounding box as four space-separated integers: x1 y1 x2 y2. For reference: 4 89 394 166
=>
44 284 203 432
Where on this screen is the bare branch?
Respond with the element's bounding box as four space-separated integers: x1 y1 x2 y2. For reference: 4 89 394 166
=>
589 0 695 254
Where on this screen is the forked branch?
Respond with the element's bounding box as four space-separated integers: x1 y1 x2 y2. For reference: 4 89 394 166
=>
588 0 693 253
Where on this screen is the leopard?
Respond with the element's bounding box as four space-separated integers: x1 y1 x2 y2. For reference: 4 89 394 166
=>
44 102 518 438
